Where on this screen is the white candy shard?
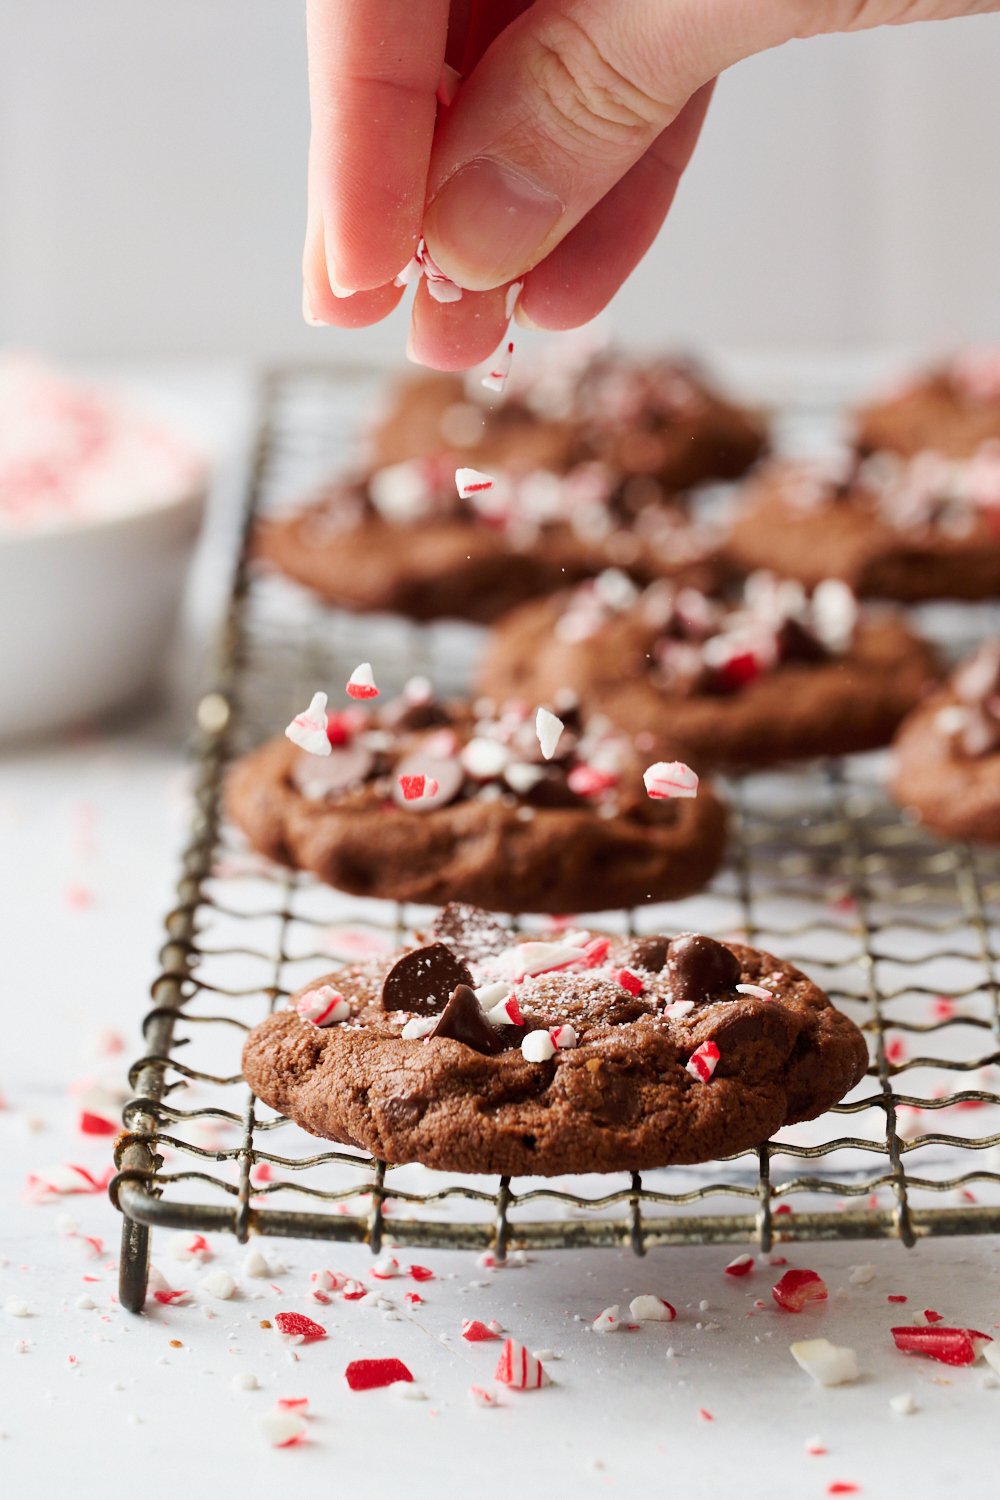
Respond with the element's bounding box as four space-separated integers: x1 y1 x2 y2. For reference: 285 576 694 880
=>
200 1269 237 1300
285 691 330 757
790 1338 860 1387
983 1342 1000 1377
505 281 524 320
4 1297 30 1317
849 1264 877 1286
735 983 774 1001
258 1411 307 1448
498 940 587 980
242 1248 279 1279
482 339 514 394
535 706 564 761
592 1305 622 1333
549 1023 578 1050
475 981 510 1011
521 1029 556 1063
889 1392 918 1415
455 466 495 500
461 737 509 780
643 761 699 800
401 1016 438 1041
663 1000 695 1019
629 1295 677 1322
504 761 546 796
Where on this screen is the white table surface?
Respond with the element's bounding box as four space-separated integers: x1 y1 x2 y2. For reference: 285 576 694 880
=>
2 365 999 1500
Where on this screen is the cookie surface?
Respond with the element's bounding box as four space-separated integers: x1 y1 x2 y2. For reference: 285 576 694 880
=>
726 457 1000 602
225 691 728 912
368 352 766 490
891 642 1000 843
856 353 1000 459
255 462 725 625
242 915 869 1175
477 571 940 770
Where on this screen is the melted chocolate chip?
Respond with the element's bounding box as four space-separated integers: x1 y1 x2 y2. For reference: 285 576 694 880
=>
380 942 474 1016
380 1094 426 1128
429 904 510 961
775 616 829 665
665 934 741 1006
381 697 453 732
291 744 375 799
625 935 671 973
429 984 505 1055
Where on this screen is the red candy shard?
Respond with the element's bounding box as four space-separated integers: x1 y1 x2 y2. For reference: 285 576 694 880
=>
772 1269 828 1313
79 1111 118 1136
828 1485 860 1496
685 1039 721 1083
582 936 610 967
890 1326 992 1366
504 994 525 1026
276 1396 309 1411
345 1358 414 1391
721 650 763 689
274 1311 327 1342
405 1292 423 1306
153 1288 188 1305
923 1308 943 1323
462 1319 499 1342
725 1254 755 1278
887 1294 907 1304
566 764 618 798
398 774 426 802
409 1264 434 1282
614 967 644 996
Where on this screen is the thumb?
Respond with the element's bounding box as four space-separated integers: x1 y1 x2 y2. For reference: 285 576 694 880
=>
423 0 994 291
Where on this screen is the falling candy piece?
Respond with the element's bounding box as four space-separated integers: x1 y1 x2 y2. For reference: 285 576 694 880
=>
535 706 564 761
482 339 514 394
643 761 699 799
346 663 379 701
285 691 331 757
455 467 495 499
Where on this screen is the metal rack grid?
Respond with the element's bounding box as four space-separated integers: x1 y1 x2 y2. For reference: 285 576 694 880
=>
112 366 1000 1312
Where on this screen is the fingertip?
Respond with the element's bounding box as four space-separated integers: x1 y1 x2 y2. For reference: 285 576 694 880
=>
310 279 406 329
408 281 509 372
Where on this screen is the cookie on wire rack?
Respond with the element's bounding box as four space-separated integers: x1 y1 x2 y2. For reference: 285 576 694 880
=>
477 569 940 771
225 683 727 913
855 349 1000 460
242 909 869 1176
725 455 1000 603
890 641 1000 844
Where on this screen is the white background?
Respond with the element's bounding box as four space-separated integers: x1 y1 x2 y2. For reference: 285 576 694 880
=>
2 2 1000 362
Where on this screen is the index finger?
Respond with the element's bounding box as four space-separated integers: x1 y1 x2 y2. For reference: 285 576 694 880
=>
306 0 450 292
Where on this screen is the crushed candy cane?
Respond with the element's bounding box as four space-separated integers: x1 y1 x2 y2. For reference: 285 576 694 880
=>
614 967 644 996
521 1030 556 1063
592 1306 622 1333
455 466 494 499
889 1392 918 1415
345 1357 414 1391
629 1295 677 1321
549 1023 578 1050
890 1325 991 1366
685 1040 721 1083
790 1339 860 1386
494 1338 550 1389
535 706 564 761
346 663 379 700
295 985 349 1026
735 983 774 1001
643 761 699 799
487 994 524 1028
462 1319 500 1342
772 1269 828 1312
394 238 462 303
724 1254 755 1278
258 1411 308 1448
482 339 514 394
274 1312 327 1343
397 773 440 802
285 692 331 756
469 1384 499 1407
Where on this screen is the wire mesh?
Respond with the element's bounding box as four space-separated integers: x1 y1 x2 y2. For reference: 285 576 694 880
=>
113 366 1000 1310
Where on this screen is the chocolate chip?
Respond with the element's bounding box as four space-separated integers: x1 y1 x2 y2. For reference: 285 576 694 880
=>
775 616 829 665
380 1094 426 1128
291 744 375 799
429 985 505 1055
380 697 453 732
428 903 511 961
625 935 671 973
380 942 474 1015
390 753 464 812
666 934 741 1006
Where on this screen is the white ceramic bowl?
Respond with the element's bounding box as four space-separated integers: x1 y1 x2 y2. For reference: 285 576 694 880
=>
0 483 207 740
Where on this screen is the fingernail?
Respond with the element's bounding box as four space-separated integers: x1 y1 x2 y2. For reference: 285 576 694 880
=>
424 158 563 291
324 251 355 299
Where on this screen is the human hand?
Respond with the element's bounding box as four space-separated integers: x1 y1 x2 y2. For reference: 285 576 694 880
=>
303 1 1000 370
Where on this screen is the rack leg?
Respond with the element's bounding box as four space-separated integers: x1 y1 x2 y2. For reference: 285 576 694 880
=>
119 1214 151 1313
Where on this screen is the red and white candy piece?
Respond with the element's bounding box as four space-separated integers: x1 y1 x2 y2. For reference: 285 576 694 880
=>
274 1311 327 1343
521 1030 556 1063
549 1023 578 1051
394 239 463 303
475 980 510 1011
258 1411 308 1448
462 1319 500 1342
643 761 699 800
469 1385 499 1407
344 1358 414 1391
535 706 564 761
295 985 349 1026
592 1305 622 1333
346 663 379 701
582 935 610 966
455 466 494 499
494 1338 550 1389
685 1040 721 1083
370 1255 399 1280
285 691 331 757
724 1254 755 1278
736 983 774 1001
772 1269 828 1313
397 773 440 802
500 939 587 980
790 1339 860 1386
567 764 618 798
614 967 644 997
890 1326 992 1366
664 1000 695 1019
482 339 514 394
629 1295 677 1321
487 994 525 1028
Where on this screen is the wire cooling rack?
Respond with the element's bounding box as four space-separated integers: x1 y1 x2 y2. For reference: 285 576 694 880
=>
112 365 1000 1312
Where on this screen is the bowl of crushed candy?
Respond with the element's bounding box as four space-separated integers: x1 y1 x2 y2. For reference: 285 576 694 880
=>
0 354 209 740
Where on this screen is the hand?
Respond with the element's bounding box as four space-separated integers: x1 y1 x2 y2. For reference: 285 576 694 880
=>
303 1 999 370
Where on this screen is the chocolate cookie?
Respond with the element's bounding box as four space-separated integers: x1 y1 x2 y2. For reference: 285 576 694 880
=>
254 458 726 624
856 351 1000 460
242 917 869 1175
726 456 1000 602
890 641 1000 843
225 686 728 912
368 349 767 490
477 570 940 770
